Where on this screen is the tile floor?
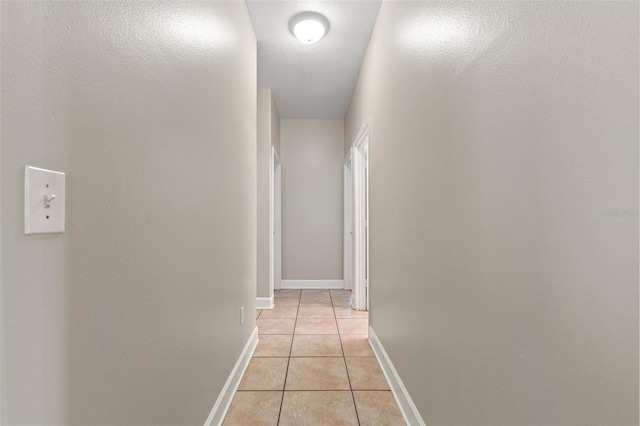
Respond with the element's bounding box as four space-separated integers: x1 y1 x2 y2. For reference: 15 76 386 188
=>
223 289 405 425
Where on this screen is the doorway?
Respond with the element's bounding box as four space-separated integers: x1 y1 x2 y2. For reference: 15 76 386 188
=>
352 117 370 311
270 147 282 295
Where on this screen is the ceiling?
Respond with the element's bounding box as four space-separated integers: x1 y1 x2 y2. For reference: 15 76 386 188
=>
246 0 382 119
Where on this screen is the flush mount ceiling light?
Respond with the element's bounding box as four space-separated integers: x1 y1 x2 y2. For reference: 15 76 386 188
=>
289 12 329 44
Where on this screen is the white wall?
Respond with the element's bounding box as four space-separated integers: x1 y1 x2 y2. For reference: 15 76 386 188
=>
346 1 638 424
281 119 344 280
257 89 280 298
1 2 257 424
271 95 281 156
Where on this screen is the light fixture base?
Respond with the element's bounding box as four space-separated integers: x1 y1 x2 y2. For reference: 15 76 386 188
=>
289 11 330 44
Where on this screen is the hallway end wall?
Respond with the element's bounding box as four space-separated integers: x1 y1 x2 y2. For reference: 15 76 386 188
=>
346 1 639 424
281 119 344 281
1 2 257 424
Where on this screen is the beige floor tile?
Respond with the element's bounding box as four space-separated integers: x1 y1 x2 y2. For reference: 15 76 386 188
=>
330 289 352 298
238 358 289 390
259 306 298 319
345 357 390 390
295 318 338 334
291 334 343 357
332 297 353 307
340 334 374 357
256 309 262 319
275 297 300 307
279 391 358 426
253 335 293 357
274 289 301 298
301 289 331 298
258 318 296 335
353 391 406 425
223 391 282 426
285 357 350 390
299 297 332 307
297 307 335 319
333 307 369 319
337 318 369 335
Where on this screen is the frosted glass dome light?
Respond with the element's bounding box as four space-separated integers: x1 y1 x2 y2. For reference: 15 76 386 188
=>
289 12 329 44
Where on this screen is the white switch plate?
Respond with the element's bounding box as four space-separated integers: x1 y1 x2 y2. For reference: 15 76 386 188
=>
25 166 65 234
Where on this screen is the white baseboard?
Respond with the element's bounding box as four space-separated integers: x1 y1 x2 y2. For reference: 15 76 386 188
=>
368 326 425 426
256 296 274 309
281 280 344 289
204 327 259 426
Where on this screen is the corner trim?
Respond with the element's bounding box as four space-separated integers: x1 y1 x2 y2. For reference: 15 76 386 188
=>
368 326 426 426
281 280 344 289
204 327 259 426
256 296 274 309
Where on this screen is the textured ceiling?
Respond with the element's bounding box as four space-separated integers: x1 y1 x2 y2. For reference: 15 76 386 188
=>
246 0 382 118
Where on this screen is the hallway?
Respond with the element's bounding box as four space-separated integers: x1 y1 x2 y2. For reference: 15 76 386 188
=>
1 1 637 424
223 289 404 425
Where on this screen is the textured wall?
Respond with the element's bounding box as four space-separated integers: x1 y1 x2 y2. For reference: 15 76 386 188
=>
281 119 344 280
346 1 638 424
1 2 256 424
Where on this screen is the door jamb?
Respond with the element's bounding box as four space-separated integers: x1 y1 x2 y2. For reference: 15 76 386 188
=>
352 116 371 311
343 150 353 291
269 147 282 297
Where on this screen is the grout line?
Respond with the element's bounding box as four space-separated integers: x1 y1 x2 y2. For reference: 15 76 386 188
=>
237 389 359 392
262 333 349 336
282 355 350 358
285 354 375 358
332 292 361 425
275 291 299 425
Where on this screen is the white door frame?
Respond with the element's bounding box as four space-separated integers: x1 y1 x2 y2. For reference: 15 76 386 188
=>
269 147 282 295
352 117 370 311
0 119 3 421
343 150 354 291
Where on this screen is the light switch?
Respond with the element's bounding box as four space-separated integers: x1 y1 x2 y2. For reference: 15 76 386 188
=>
25 166 65 234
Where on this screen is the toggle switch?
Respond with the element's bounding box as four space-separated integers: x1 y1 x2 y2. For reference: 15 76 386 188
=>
44 194 56 209
25 166 65 234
